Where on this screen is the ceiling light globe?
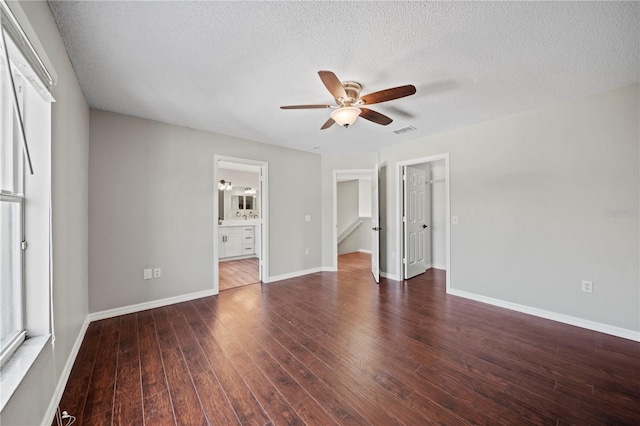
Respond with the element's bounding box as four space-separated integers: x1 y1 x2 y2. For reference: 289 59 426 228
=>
330 106 361 127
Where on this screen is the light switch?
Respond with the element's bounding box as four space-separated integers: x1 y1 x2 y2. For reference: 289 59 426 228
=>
143 269 152 280
305 215 311 222
452 215 459 225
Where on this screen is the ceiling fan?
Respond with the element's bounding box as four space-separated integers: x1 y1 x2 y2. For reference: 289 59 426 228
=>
280 70 416 129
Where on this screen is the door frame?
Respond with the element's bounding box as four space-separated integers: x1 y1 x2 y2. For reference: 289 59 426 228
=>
332 169 375 271
213 155 269 294
395 153 451 292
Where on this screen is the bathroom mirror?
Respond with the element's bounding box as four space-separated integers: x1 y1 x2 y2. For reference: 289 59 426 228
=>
229 193 259 217
245 196 255 210
232 195 256 210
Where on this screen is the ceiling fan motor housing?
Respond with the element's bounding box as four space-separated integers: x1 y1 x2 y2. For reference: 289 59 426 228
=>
337 81 362 106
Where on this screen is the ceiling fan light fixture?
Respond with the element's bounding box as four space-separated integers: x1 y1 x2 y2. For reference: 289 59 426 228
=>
330 106 361 127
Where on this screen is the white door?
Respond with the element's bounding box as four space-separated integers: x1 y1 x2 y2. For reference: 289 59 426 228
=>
403 165 429 279
371 166 380 283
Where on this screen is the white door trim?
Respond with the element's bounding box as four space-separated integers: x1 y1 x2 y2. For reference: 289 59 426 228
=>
213 155 269 293
332 169 375 271
395 154 451 292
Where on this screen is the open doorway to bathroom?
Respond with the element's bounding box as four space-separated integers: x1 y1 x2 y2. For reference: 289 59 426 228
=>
214 156 268 292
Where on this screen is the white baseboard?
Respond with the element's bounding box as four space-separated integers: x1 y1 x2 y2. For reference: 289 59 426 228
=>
322 266 337 272
431 263 447 270
88 288 218 322
448 289 640 342
357 249 372 254
380 271 400 281
268 267 323 283
42 316 90 425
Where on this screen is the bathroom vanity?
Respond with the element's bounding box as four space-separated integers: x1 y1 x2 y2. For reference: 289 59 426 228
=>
218 220 260 259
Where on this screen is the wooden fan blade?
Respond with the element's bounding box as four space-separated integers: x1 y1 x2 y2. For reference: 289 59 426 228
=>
359 108 393 126
280 104 332 109
318 70 347 99
321 118 335 130
360 85 416 105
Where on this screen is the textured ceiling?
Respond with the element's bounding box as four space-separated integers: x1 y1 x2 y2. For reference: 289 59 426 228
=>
48 1 639 155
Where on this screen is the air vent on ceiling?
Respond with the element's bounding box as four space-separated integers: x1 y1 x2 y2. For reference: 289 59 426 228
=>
393 126 417 135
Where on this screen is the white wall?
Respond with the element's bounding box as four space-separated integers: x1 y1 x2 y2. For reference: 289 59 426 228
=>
89 109 322 312
358 178 372 217
1 1 90 425
379 83 639 332
218 168 259 188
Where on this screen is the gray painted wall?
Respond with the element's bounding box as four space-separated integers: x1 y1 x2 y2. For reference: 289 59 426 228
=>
337 181 359 235
378 83 639 331
88 110 322 312
1 1 90 424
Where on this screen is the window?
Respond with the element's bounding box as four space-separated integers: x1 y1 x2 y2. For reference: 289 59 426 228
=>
0 26 27 366
0 8 53 368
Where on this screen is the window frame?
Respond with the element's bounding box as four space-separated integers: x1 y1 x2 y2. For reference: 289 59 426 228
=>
0 31 27 368
0 192 26 367
0 23 29 368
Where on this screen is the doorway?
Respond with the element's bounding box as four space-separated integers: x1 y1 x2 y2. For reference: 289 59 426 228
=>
333 169 375 276
213 156 269 293
396 154 451 290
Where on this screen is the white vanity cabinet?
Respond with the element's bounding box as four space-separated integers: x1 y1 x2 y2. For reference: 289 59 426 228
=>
219 227 243 258
219 225 256 259
242 226 255 256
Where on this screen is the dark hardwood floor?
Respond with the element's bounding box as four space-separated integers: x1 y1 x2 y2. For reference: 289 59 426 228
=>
219 257 260 291
56 253 640 425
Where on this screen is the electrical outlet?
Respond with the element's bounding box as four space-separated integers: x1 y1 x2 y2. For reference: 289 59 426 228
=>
582 280 593 293
143 269 152 280
305 248 310 255
305 215 311 222
153 268 161 278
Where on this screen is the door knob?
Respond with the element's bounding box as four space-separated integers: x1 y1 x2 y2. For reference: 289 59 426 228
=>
372 227 382 231
422 224 428 228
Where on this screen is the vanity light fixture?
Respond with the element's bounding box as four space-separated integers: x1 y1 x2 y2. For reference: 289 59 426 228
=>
218 180 232 191
244 187 256 195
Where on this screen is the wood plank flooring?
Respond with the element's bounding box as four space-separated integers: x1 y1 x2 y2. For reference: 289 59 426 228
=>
56 253 640 425
219 257 260 291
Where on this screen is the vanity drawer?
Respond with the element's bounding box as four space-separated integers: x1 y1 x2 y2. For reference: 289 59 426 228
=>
243 235 255 244
243 243 255 253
